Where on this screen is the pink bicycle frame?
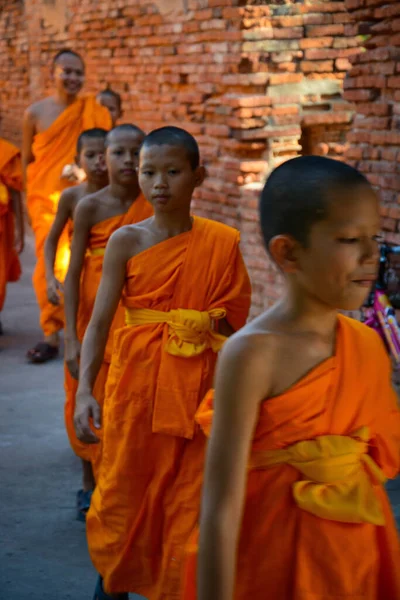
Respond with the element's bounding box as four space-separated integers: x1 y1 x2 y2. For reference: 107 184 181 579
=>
364 290 400 365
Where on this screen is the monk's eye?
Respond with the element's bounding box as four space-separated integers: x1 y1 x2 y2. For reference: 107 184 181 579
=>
337 237 360 244
142 170 153 177
168 169 179 175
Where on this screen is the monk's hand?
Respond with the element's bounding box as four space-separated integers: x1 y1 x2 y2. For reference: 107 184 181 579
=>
74 391 101 444
47 277 63 305
65 337 81 380
61 164 85 183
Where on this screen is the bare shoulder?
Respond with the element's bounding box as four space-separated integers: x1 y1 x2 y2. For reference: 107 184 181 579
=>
59 186 77 204
73 192 100 227
59 185 84 215
107 220 151 262
25 98 51 120
220 317 276 384
224 321 273 363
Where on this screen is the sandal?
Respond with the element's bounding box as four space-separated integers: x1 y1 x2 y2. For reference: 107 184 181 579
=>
76 489 93 522
93 576 129 600
26 342 59 363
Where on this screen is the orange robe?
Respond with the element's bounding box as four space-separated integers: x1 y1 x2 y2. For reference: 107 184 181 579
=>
86 216 251 596
26 96 111 337
64 194 153 474
183 315 400 600
0 139 23 311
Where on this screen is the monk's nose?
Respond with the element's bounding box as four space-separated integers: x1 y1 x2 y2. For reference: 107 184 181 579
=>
362 238 379 264
154 174 167 188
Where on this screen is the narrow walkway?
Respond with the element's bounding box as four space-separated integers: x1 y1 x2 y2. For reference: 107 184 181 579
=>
0 241 98 599
0 242 399 600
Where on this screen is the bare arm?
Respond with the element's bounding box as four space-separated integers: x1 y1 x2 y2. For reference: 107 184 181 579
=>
64 201 93 341
44 189 75 303
74 229 129 442
21 107 36 190
63 200 93 379
10 188 24 254
198 334 271 600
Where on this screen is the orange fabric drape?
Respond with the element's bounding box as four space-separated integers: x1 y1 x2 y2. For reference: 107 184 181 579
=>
86 216 251 597
183 315 400 600
26 96 111 337
0 139 23 311
64 194 153 475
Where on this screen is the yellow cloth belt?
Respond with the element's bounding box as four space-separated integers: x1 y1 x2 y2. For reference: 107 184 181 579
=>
249 427 386 525
86 247 106 257
125 307 227 357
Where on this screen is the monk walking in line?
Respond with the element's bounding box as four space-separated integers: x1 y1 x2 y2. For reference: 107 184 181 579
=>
64 124 152 520
184 156 400 600
22 48 111 363
74 127 251 599
61 89 122 185
44 128 108 309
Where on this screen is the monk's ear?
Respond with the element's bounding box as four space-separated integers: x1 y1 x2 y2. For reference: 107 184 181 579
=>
268 235 302 274
194 165 206 188
75 155 81 168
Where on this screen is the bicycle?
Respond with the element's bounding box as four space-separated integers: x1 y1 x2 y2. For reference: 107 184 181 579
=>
361 244 400 367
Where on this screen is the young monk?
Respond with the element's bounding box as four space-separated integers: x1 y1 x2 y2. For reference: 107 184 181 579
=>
73 127 251 599
23 48 111 363
61 89 122 185
0 138 24 334
96 88 122 128
184 156 400 600
64 124 152 521
44 128 108 308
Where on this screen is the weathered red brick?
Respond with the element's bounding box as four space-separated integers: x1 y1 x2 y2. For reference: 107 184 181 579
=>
270 15 303 27
300 60 334 73
306 24 345 37
273 27 304 40
345 74 387 88
299 36 333 49
388 76 400 88
336 58 352 70
269 73 302 85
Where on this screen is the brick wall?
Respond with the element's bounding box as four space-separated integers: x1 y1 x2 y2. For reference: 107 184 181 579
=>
0 0 362 315
231 1 361 313
344 0 400 245
0 0 29 144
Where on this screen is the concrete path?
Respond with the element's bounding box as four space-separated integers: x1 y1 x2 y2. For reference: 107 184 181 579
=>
0 240 99 599
0 241 399 600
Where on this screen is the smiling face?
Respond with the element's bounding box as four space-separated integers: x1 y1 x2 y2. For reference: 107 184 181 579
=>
77 137 108 186
105 129 144 185
138 144 204 213
271 184 381 311
53 53 85 98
